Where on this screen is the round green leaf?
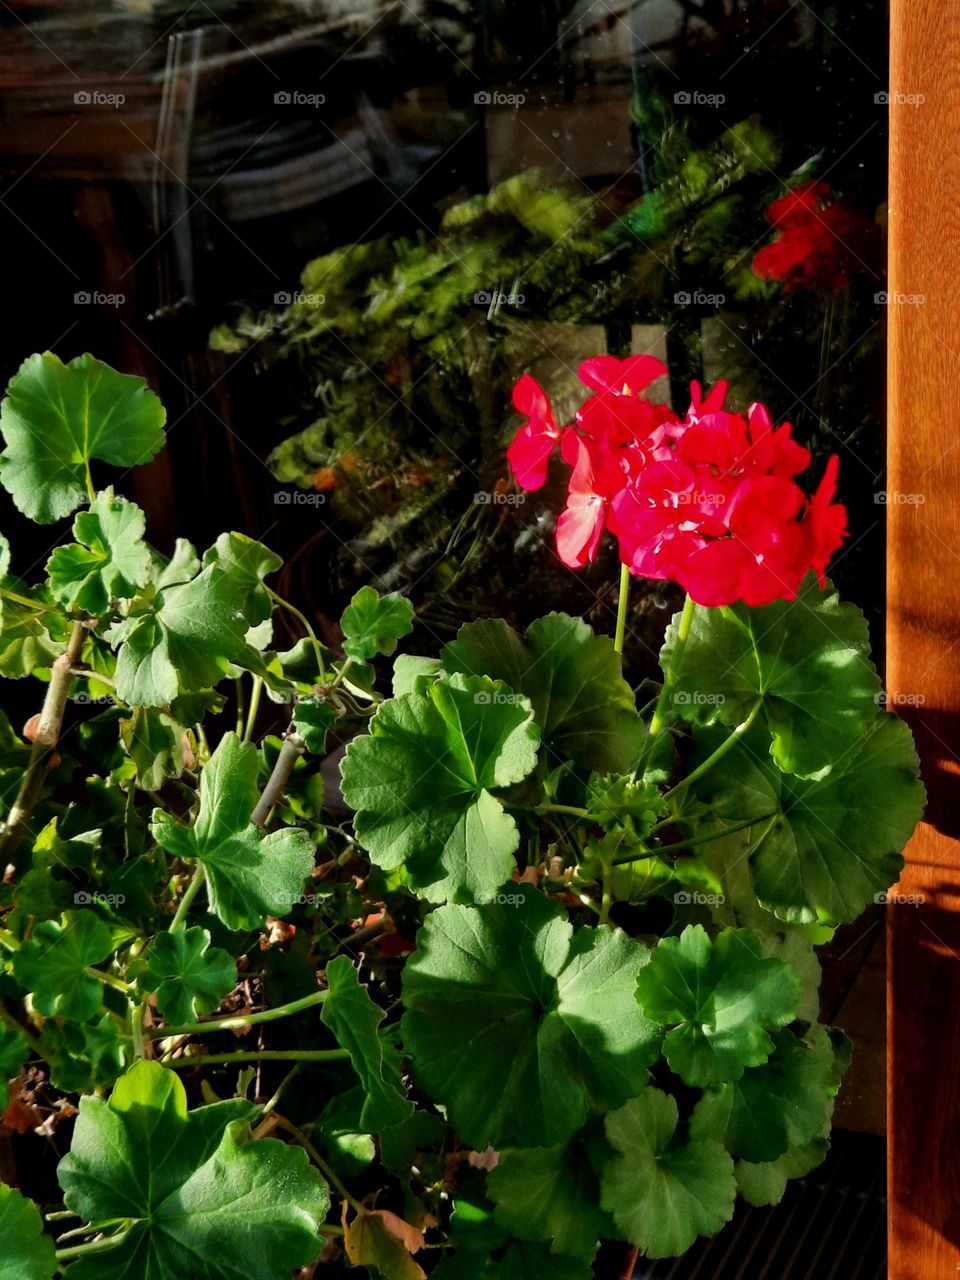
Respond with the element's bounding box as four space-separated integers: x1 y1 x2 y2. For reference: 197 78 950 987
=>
0 352 166 523
735 1138 829 1207
689 1026 849 1163
141 927 237 1024
662 576 883 778
401 888 660 1148
58 1060 328 1280
689 716 925 924
634 925 799 1086
441 612 644 772
46 488 152 615
341 673 540 904
487 1140 606 1263
340 585 414 661
12 912 113 1021
601 1087 736 1258
0 1184 56 1280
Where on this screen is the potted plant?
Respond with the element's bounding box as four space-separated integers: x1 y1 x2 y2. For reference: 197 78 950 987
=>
0 351 922 1276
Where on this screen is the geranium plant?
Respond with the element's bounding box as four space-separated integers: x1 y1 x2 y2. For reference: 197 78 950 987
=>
0 352 923 1278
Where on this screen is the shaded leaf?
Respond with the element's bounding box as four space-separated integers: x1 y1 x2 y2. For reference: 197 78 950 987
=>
601 1088 736 1258
152 733 315 931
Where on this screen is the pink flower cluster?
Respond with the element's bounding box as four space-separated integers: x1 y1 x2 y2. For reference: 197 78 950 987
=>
506 356 846 607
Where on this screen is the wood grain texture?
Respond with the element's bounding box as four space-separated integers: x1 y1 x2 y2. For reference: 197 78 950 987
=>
888 3 960 1276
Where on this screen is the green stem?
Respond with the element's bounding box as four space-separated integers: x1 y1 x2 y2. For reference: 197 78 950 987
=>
85 967 132 995
328 657 353 692
663 699 763 802
0 584 54 614
267 587 327 678
534 803 594 820
598 863 614 924
613 811 779 865
83 463 96 506
166 1049 349 1068
169 863 206 932
57 1227 131 1263
146 987 330 1039
614 562 631 655
131 1002 146 1059
234 677 246 737
643 594 697 752
243 675 264 743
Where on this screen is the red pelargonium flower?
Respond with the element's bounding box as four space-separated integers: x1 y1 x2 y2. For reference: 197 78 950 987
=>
503 362 846 607
752 181 880 293
506 374 561 490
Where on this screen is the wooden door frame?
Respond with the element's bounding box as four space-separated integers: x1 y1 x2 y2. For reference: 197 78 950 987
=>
887 4 960 1276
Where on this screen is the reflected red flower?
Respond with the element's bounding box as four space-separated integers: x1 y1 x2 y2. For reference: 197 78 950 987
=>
752 181 880 293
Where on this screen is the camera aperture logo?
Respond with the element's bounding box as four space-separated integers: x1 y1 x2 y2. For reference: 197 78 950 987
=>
75 291 125 309
274 290 325 306
474 90 525 107
274 90 326 107
74 89 125 108
474 290 525 309
274 489 327 507
474 689 525 706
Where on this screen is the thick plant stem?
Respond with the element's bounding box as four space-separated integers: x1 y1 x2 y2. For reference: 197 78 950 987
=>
169 864 206 932
57 1228 131 1263
636 594 697 776
662 699 763 802
166 1049 349 1068
145 987 330 1039
252 732 306 829
0 619 87 859
614 562 631 655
